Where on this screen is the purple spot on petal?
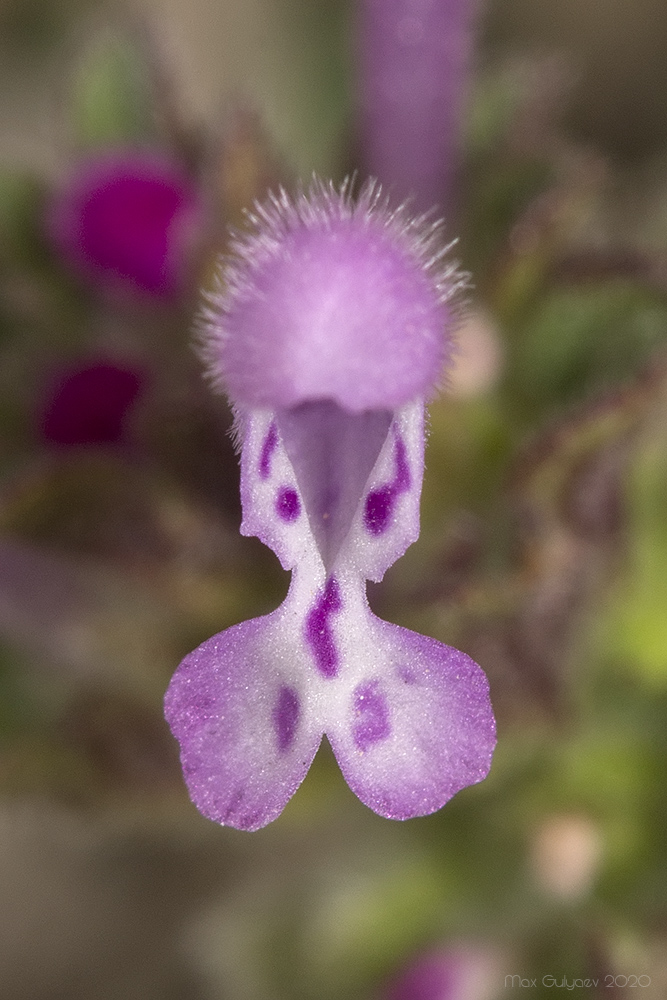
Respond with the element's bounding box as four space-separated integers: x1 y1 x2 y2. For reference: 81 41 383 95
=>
223 787 245 824
305 576 343 678
394 435 410 491
259 421 278 479
192 692 215 714
364 485 393 535
397 665 417 685
273 685 300 752
276 486 300 522
353 680 391 751
363 429 410 536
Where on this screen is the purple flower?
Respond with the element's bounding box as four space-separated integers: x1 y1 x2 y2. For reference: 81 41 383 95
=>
40 359 145 446
48 148 203 300
357 0 478 212
385 944 500 1000
164 180 495 831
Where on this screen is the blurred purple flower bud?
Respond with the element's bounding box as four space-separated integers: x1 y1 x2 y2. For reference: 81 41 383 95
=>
48 149 203 300
386 945 500 1000
357 0 478 212
165 179 495 830
40 359 145 446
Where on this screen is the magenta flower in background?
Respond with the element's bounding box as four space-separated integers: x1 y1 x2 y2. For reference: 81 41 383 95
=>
164 179 495 831
357 0 479 212
40 359 145 446
385 944 500 1000
48 148 203 300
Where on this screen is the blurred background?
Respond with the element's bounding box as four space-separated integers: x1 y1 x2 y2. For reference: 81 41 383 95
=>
1 1 667 997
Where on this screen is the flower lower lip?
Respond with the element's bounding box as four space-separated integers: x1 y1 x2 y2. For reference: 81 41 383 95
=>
165 397 495 830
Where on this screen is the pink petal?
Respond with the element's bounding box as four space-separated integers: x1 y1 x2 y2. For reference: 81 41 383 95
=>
164 614 322 831
327 616 496 820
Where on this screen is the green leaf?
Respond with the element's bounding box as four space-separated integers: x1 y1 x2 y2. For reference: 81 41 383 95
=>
510 282 667 416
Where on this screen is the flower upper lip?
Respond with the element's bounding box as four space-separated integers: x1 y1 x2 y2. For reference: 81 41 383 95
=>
198 178 464 412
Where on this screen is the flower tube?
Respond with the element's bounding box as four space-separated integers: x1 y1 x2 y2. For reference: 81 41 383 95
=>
357 0 478 212
165 179 495 831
